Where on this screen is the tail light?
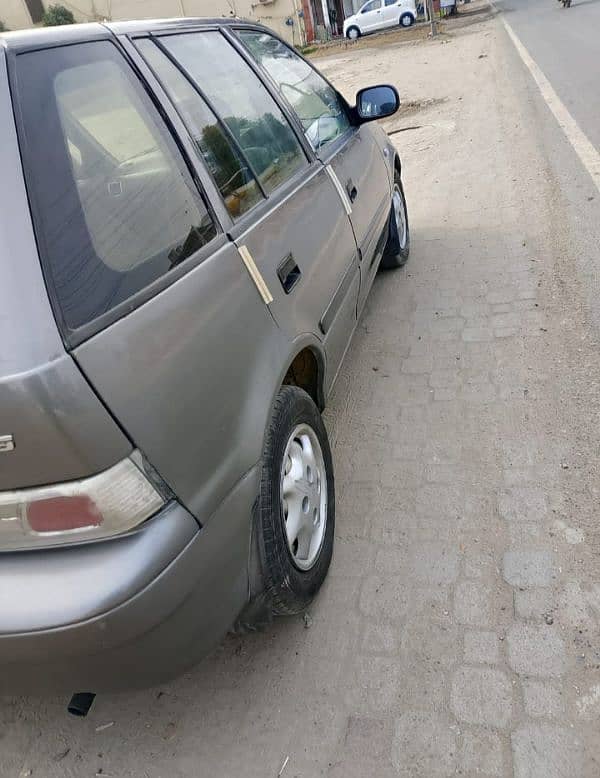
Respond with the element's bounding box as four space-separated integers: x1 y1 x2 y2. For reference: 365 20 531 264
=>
0 455 165 551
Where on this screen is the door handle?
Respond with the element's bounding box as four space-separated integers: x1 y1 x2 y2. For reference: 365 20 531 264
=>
346 180 358 203
277 253 301 294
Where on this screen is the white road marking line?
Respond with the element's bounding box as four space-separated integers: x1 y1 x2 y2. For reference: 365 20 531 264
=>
499 11 600 193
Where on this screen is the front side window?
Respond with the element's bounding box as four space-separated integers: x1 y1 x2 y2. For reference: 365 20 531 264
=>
239 30 351 151
137 38 264 219
159 32 308 195
16 42 216 332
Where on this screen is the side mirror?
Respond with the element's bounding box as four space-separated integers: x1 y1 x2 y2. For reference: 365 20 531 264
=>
355 85 399 122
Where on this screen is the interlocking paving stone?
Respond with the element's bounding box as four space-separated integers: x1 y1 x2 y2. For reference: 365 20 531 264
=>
460 729 505 775
499 487 548 522
512 725 582 778
503 550 554 588
464 630 501 665
451 666 513 728
522 680 565 719
507 624 567 678
392 712 457 777
454 581 495 627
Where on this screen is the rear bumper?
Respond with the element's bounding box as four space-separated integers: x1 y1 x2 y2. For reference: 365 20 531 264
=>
0 467 258 693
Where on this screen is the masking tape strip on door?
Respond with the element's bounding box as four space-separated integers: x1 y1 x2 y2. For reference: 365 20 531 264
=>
237 245 274 305
325 164 353 216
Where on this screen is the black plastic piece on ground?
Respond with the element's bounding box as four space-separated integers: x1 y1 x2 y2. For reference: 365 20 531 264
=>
67 692 96 717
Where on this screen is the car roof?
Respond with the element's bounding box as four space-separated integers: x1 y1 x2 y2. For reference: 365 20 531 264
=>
0 22 108 51
105 17 248 34
0 17 262 52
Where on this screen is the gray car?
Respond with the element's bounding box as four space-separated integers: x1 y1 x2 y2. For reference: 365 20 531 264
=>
0 17 409 694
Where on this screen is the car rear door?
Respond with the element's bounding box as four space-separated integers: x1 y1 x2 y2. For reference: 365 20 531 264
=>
13 35 288 525
238 29 392 319
139 29 360 390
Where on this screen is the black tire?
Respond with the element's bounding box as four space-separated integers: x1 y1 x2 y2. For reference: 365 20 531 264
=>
346 25 361 39
400 12 415 26
255 386 335 616
380 170 410 269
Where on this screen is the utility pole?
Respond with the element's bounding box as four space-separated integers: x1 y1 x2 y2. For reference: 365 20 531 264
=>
426 0 437 35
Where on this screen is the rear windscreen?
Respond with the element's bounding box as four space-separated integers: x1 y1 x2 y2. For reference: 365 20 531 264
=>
15 41 217 334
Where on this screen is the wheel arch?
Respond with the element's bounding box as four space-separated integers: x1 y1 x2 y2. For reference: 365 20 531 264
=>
280 339 326 412
393 153 402 178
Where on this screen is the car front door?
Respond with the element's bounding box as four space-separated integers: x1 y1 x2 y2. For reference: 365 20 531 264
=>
140 30 360 390
358 0 385 32
238 29 392 320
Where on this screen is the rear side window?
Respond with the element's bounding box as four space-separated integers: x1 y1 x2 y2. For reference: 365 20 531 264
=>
159 32 308 195
16 42 217 333
238 31 351 151
136 38 264 219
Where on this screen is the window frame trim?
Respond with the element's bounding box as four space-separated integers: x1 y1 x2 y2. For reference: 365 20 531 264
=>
8 36 225 349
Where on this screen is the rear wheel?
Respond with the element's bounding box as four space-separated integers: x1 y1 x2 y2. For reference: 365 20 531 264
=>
400 12 415 26
253 386 335 617
381 170 410 269
346 25 361 39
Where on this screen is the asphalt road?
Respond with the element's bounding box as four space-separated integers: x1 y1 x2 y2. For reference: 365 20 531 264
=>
495 0 600 151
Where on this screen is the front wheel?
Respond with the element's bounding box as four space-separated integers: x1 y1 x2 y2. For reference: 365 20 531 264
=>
254 386 335 616
346 25 361 39
381 171 410 269
400 12 415 26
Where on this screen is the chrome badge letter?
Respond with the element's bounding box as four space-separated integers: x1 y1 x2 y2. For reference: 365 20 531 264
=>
0 435 15 453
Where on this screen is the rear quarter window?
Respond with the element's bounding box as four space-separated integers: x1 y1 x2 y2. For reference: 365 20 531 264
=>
15 41 217 335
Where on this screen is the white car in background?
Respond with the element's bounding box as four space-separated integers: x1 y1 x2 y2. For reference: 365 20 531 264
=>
343 0 417 39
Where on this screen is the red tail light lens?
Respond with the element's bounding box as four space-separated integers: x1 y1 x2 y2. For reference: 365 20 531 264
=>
0 454 164 550
27 495 103 533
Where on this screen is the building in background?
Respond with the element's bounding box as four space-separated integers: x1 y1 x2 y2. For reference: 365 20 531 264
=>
1 0 309 46
2 0 43 29
300 0 363 40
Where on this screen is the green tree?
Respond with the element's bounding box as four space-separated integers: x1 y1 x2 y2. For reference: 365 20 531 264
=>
42 5 76 26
